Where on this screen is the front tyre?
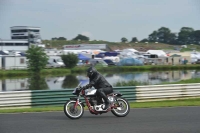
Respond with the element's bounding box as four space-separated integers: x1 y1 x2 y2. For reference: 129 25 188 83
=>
64 100 84 119
111 97 130 117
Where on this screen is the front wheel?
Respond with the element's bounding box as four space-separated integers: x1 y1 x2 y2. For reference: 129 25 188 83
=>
111 97 130 117
64 100 84 119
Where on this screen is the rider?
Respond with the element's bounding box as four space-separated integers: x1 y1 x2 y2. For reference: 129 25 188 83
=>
83 66 113 110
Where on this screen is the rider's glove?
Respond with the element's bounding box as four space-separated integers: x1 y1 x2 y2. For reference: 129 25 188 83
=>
83 84 90 90
86 84 90 88
82 86 87 90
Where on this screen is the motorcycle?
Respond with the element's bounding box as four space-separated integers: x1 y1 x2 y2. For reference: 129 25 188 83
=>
64 83 130 119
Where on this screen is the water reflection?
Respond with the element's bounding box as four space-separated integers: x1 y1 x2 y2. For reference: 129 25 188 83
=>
193 70 200 78
27 74 49 90
1 78 29 91
0 70 198 92
62 75 79 88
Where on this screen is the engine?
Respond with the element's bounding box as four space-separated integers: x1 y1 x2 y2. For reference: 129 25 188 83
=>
89 96 116 111
108 96 115 103
89 97 97 106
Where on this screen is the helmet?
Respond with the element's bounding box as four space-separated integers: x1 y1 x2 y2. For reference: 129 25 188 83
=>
87 66 97 78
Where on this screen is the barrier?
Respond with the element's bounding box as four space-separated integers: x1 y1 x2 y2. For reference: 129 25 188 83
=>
0 91 32 108
0 83 200 109
136 83 200 102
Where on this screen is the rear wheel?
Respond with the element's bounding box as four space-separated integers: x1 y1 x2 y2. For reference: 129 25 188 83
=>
111 97 130 117
64 100 84 119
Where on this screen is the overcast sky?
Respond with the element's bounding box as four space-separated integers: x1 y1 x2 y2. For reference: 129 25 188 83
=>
0 0 199 42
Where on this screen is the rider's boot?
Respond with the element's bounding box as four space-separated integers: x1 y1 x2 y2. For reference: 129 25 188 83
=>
101 94 110 110
97 97 103 105
103 99 110 110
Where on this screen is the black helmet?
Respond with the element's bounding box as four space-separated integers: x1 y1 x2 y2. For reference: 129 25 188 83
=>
87 66 97 78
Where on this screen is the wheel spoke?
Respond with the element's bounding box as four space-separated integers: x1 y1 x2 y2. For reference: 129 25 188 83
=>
64 101 84 119
111 98 130 117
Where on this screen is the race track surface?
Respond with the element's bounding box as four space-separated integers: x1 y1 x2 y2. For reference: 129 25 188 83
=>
0 106 200 133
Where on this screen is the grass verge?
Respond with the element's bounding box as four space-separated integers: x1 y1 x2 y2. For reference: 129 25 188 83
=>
1 64 200 78
0 98 199 114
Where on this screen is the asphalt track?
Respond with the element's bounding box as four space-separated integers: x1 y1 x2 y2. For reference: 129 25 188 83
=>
0 106 199 133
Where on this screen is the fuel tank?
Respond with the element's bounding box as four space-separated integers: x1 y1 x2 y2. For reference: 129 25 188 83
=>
85 88 97 96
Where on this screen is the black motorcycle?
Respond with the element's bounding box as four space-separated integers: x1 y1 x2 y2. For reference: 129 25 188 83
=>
64 84 130 119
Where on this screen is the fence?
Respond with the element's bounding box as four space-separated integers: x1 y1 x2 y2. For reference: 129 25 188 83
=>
0 83 200 109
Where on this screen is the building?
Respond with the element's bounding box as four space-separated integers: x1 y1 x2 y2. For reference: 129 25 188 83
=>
0 56 27 70
10 26 41 40
0 40 29 51
0 26 43 52
63 44 110 51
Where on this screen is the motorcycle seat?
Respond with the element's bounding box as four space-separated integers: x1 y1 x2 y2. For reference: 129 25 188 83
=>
107 91 122 96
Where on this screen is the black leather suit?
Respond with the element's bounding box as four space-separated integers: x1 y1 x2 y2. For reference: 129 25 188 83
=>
86 68 113 105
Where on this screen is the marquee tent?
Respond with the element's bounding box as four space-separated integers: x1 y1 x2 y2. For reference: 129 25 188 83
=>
78 54 90 60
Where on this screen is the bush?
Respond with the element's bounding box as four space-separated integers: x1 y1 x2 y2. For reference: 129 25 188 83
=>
61 53 78 68
26 45 48 73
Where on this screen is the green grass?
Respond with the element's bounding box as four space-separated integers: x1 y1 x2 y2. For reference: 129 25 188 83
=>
72 65 200 73
0 68 71 78
114 80 149 86
1 65 200 78
42 40 200 52
0 98 199 114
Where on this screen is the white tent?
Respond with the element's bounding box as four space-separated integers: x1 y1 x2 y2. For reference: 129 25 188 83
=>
146 50 167 57
191 52 200 63
120 49 139 58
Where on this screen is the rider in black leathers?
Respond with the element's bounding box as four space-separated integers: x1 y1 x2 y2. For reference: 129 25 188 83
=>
83 66 113 110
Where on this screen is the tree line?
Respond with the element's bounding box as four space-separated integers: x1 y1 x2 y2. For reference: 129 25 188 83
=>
51 34 89 41
122 27 200 45
51 27 200 45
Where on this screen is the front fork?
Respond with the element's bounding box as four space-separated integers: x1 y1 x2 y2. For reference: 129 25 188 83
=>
70 97 85 109
73 100 79 108
84 96 93 110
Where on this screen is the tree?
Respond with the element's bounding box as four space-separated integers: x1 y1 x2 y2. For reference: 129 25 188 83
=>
178 27 194 44
148 31 158 42
157 27 172 43
121 37 128 43
168 33 178 44
73 34 89 41
51 37 67 40
61 53 78 68
140 38 149 43
26 45 48 73
57 37 67 40
192 30 200 44
51 37 57 40
130 37 138 43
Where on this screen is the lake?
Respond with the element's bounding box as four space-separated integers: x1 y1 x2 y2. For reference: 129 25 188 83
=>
1 70 200 92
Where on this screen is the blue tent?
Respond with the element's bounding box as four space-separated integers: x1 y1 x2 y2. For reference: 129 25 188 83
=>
117 57 144 66
78 54 90 60
95 52 119 58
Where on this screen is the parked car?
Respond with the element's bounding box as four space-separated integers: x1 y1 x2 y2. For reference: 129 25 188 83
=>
47 56 65 68
46 62 62 68
88 59 108 67
103 59 116 65
196 59 200 64
77 60 86 66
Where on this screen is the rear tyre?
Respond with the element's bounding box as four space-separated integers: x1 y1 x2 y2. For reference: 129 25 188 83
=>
64 100 84 119
111 97 130 117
